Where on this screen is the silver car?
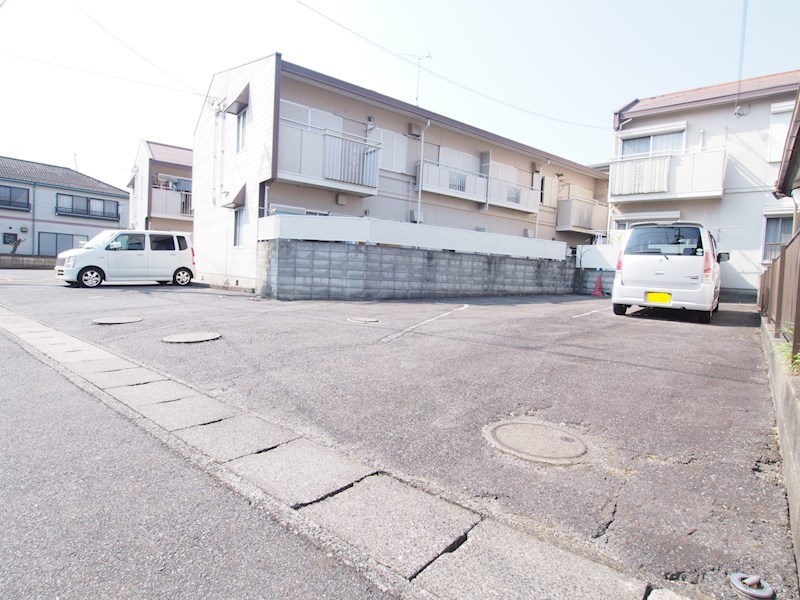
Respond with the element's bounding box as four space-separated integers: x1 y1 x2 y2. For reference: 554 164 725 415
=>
611 222 729 323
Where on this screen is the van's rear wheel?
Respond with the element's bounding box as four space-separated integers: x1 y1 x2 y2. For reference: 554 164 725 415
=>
613 303 628 316
173 268 192 286
78 267 104 288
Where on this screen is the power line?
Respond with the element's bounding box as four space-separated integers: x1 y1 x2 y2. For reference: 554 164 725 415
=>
0 51 206 97
68 0 199 95
293 0 609 131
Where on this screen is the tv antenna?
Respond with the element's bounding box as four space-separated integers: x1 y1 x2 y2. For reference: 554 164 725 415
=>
401 52 431 106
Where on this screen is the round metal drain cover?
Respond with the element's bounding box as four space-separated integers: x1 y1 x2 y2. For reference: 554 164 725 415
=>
93 317 142 325
483 419 588 465
162 331 221 344
347 317 379 324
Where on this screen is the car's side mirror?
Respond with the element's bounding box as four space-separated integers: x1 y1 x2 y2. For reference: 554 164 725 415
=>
78 241 87 248
717 252 730 263
108 241 122 250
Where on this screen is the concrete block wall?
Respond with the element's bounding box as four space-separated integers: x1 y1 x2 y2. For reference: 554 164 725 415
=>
579 269 615 296
256 240 580 301
0 255 56 269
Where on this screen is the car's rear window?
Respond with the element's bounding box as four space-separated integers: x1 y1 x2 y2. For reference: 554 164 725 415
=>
625 226 704 256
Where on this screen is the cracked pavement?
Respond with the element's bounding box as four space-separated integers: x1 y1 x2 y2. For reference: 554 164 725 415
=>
0 270 797 599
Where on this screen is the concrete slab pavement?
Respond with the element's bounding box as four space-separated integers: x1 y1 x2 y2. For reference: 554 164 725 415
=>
0 302 700 599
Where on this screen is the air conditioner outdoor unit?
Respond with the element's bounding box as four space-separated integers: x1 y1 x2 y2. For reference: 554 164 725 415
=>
408 123 422 137
336 194 348 206
475 226 487 233
523 228 534 238
410 209 422 223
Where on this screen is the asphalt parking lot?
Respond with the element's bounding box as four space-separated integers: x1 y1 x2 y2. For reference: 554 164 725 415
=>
1 269 797 599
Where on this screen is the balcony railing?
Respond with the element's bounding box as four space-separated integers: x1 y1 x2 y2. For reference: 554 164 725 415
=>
151 187 193 219
556 196 606 233
55 206 119 221
609 148 726 201
0 198 30 211
277 120 380 196
416 160 539 213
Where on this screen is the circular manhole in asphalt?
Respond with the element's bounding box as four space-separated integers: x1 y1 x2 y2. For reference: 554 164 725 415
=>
162 331 221 344
93 317 142 325
483 419 588 465
347 317 379 324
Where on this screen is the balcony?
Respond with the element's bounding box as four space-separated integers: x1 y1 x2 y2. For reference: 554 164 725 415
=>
609 148 726 202
416 160 539 213
556 196 607 234
55 205 119 221
277 120 380 196
0 198 30 211
151 187 193 220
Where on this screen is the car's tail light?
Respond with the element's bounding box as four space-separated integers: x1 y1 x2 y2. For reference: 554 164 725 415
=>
703 251 713 281
191 247 195 266
616 252 623 271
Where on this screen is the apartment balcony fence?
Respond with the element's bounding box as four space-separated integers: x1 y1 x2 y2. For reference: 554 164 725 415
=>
556 196 607 234
277 119 380 196
416 160 539 213
151 187 193 219
0 198 30 211
609 148 726 202
55 206 119 221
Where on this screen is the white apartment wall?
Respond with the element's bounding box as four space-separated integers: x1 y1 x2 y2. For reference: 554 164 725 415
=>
193 55 278 289
612 91 797 292
128 140 152 230
1 183 127 255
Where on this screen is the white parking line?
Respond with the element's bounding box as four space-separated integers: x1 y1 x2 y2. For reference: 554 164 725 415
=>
571 308 610 319
380 304 469 343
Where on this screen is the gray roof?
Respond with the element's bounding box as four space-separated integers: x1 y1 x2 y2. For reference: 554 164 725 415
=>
146 141 192 166
0 156 128 198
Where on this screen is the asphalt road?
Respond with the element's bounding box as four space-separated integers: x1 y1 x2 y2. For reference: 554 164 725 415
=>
0 269 797 599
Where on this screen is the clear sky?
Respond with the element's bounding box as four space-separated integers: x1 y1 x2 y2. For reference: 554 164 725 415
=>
1 0 798 190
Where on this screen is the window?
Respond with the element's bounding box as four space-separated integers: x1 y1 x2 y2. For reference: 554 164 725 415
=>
109 233 145 251
768 102 793 163
379 129 409 173
0 185 30 210
621 131 684 157
38 232 88 256
149 234 175 251
56 194 119 220
3 233 18 245
625 226 703 256
233 209 243 246
236 109 247 152
177 236 188 251
763 216 794 262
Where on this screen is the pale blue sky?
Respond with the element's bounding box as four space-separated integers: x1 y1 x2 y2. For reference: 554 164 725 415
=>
0 0 798 189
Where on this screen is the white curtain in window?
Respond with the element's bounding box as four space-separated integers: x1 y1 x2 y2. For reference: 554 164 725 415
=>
650 131 683 155
621 137 649 156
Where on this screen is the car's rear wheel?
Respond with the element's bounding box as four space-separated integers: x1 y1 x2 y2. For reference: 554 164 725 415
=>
613 303 628 316
173 268 192 286
78 267 104 288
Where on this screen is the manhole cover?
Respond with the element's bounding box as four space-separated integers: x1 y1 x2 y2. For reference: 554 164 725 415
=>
93 317 142 325
347 318 379 324
162 331 221 344
483 419 588 465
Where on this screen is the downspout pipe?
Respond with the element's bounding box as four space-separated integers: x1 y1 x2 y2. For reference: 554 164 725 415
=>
416 119 431 223
31 183 36 255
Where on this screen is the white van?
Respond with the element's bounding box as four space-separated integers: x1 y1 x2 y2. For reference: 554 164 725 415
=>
55 230 195 288
611 222 729 323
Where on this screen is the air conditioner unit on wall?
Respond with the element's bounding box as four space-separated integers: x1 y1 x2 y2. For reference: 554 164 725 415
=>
523 228 534 238
476 226 487 233
410 209 422 223
336 194 348 206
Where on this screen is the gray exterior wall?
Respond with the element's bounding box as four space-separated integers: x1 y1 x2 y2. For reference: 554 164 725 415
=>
256 240 579 300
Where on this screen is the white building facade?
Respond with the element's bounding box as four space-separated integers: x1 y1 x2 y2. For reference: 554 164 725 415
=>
127 141 193 232
0 156 128 257
608 71 800 299
192 54 608 292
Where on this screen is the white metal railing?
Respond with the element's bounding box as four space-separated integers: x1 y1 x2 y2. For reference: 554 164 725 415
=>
556 197 606 232
257 214 566 260
279 119 380 191
417 160 539 212
609 148 726 197
150 188 193 219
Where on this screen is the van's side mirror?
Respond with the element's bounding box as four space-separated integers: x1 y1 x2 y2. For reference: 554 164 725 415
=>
108 241 122 250
717 252 730 263
78 241 87 248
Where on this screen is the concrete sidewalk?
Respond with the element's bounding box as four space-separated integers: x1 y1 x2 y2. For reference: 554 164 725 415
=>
0 304 690 599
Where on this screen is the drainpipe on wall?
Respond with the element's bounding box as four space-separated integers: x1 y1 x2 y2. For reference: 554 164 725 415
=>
31 183 36 255
534 159 550 239
416 119 431 223
792 188 800 235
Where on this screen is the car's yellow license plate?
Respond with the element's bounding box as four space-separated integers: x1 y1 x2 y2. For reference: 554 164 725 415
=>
646 292 671 304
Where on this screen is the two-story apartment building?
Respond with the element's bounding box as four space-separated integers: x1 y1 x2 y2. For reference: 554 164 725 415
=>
0 156 128 256
127 141 193 232
193 54 608 296
608 71 800 299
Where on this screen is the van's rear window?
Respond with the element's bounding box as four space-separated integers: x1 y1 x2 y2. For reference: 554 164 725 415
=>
625 226 703 256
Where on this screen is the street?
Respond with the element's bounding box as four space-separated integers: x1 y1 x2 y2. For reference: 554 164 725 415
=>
0 269 796 599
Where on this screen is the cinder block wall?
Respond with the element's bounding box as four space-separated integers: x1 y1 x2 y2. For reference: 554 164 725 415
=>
256 240 580 300
0 255 56 269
